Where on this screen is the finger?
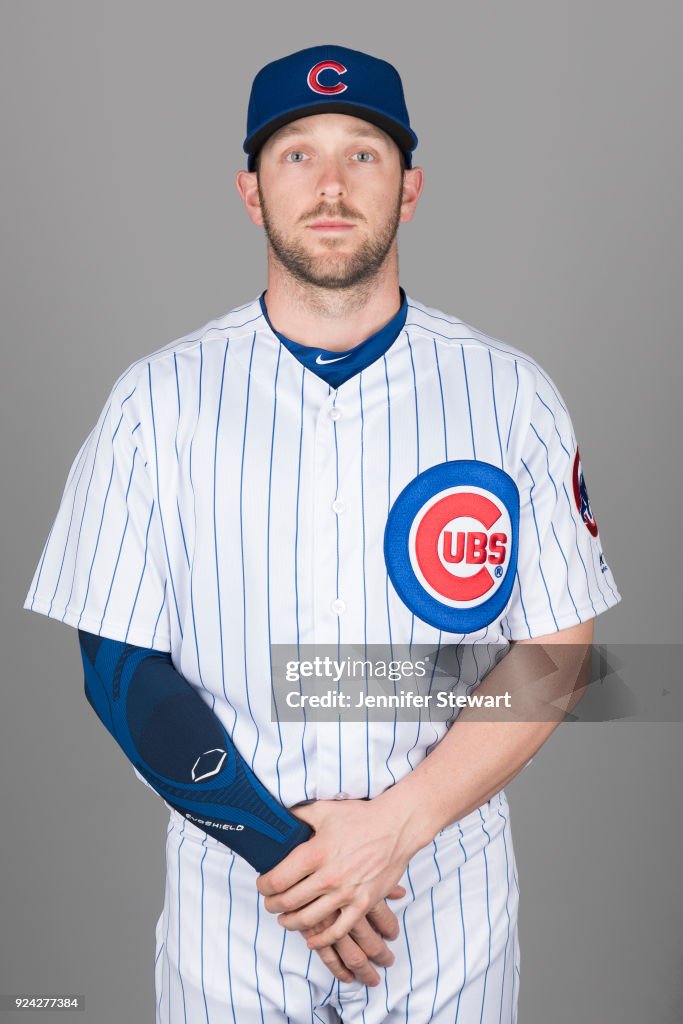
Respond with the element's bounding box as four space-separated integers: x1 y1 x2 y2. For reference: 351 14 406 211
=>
301 911 338 938
302 913 354 982
366 900 400 940
264 862 349 914
264 870 329 914
256 842 322 897
347 916 396 967
278 891 348 932
387 885 406 900
288 801 322 829
312 944 356 985
331 933 381 987
303 910 381 987
306 904 366 948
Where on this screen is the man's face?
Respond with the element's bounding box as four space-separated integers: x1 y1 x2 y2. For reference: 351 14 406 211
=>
253 113 407 289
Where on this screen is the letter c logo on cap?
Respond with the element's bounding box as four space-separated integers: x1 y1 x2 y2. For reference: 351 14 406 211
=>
307 60 348 95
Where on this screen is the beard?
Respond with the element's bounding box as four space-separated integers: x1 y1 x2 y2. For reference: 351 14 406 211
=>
257 184 403 290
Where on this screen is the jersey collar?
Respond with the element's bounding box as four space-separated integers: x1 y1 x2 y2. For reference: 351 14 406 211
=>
258 288 408 388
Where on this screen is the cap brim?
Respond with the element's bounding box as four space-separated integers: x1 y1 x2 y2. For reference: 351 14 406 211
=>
243 101 417 165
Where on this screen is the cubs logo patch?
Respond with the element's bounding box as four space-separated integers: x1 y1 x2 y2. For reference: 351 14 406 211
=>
384 461 519 633
572 448 598 537
307 60 348 95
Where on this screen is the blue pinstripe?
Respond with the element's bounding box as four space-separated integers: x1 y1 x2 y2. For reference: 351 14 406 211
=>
359 371 371 799
382 353 397 786
278 927 288 1017
405 335 422 769
454 822 469 1024
239 335 260 763
212 339 235 717
55 404 111 617
534 392 571 457
198 839 210 1024
188 341 207 692
332 392 342 792
561 483 599 617
173 353 181 463
176 826 189 1024
253 892 266 1024
294 367 310 800
226 856 237 1024
476 810 493 1024
496 806 513 1024
124 501 156 641
27 519 56 610
460 347 476 458
148 365 183 638
488 349 504 468
402 863 416 1022
267 347 288 804
172 350 189 569
506 362 520 453
98 445 138 632
432 339 448 460
550 522 581 619
176 498 190 569
505 571 531 639
428 842 443 1020
151 579 168 648
75 411 125 627
520 458 560 631
529 422 581 618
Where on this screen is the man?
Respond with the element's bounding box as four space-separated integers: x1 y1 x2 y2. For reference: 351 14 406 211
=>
25 44 621 1022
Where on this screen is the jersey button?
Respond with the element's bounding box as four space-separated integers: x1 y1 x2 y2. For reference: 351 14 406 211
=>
331 499 345 515
333 791 350 800
331 598 346 615
329 407 343 421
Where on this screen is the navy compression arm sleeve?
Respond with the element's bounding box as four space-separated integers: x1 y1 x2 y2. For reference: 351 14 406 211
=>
78 629 312 873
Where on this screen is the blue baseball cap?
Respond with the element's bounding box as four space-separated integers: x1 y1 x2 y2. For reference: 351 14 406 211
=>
243 45 418 171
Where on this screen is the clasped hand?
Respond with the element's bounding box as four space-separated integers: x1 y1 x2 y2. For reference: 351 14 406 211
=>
256 797 420 986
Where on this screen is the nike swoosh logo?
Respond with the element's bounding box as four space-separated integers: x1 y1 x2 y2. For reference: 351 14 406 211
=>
315 353 350 365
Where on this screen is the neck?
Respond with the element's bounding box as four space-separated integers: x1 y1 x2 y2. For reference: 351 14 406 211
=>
262 248 402 352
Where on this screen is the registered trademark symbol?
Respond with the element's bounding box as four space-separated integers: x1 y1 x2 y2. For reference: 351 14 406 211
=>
494 565 504 578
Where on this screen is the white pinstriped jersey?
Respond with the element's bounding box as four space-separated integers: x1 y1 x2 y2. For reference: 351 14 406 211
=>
25 294 621 808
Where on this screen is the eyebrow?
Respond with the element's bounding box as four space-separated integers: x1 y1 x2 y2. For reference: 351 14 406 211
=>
271 123 391 144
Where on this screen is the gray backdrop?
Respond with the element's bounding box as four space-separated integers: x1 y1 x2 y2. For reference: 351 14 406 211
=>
2 1 681 1022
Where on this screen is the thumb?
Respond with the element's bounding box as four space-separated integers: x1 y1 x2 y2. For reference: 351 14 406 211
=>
387 885 406 900
288 800 320 828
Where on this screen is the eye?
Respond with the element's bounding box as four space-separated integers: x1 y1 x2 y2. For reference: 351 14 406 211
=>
352 151 375 162
285 151 308 163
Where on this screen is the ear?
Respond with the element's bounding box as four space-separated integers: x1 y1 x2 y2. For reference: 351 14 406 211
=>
236 170 264 226
399 167 424 224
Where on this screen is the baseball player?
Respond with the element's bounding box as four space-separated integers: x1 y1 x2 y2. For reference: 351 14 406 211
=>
24 44 621 1023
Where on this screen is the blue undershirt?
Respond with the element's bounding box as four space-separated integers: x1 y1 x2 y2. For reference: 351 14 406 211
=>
259 287 408 388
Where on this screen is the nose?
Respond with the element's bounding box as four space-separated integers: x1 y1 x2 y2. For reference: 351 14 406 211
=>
316 155 347 199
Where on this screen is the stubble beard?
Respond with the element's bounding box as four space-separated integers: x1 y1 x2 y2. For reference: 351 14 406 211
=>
257 181 404 291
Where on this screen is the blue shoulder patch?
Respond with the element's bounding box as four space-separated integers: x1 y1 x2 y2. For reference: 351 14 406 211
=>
384 460 520 633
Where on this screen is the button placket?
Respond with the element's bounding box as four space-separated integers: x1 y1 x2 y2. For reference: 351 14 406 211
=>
312 395 348 797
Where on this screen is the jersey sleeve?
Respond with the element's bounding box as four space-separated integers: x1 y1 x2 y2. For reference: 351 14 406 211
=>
501 371 621 640
24 371 171 651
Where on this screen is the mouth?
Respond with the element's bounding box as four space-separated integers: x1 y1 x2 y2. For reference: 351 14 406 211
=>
308 221 356 232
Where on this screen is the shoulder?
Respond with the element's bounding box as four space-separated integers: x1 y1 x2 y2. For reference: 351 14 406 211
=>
404 294 570 414
106 297 263 406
